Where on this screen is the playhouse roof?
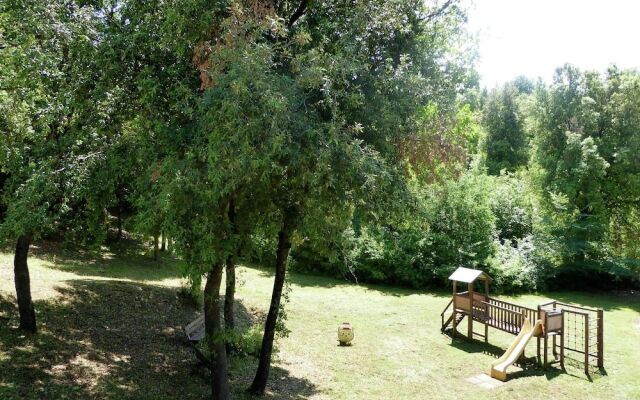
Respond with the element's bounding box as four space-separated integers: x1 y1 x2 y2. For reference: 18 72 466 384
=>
448 267 492 283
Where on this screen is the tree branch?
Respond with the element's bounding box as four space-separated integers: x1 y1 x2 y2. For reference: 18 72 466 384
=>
287 0 308 29
425 0 454 23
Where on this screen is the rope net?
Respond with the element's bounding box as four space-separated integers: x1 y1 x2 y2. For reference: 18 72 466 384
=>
540 302 601 362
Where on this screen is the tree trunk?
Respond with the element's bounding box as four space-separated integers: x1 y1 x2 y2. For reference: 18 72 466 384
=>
224 257 235 354
14 234 36 333
224 199 237 337
160 231 166 252
204 263 230 400
153 234 159 260
249 208 296 394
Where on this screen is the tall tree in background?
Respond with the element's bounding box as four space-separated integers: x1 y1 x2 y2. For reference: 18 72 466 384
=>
601 68 640 265
530 65 640 276
482 82 529 175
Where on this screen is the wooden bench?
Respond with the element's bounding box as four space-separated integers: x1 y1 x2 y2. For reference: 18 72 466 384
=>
184 315 211 369
185 315 205 342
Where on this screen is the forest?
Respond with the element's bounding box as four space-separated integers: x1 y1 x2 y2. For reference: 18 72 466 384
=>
1 1 639 399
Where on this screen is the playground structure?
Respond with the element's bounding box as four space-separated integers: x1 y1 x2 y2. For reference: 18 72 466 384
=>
441 267 604 380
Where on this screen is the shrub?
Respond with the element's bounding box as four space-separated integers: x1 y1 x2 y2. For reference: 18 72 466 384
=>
489 173 534 242
487 236 540 293
231 325 264 357
177 275 202 308
422 173 496 282
291 173 499 288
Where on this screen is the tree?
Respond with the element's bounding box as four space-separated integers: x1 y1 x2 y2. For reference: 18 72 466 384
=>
482 82 529 175
224 199 238 339
0 0 122 333
598 67 640 257
190 0 473 394
530 65 640 277
96 2 237 397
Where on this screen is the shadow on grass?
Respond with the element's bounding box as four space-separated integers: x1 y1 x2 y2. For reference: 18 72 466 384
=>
446 333 565 381
446 332 506 359
0 279 318 400
445 330 605 383
26 239 185 283
250 264 449 298
510 355 608 383
225 362 321 400
542 291 640 312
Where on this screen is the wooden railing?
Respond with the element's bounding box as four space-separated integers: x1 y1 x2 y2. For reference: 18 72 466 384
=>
440 298 454 329
444 294 539 336
474 297 538 335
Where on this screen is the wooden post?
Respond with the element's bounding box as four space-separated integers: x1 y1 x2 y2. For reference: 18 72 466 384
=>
543 309 548 367
467 282 473 340
521 311 527 360
484 314 488 342
536 305 541 364
597 309 604 368
483 278 489 342
552 309 558 359
452 281 457 339
584 313 590 375
560 310 565 369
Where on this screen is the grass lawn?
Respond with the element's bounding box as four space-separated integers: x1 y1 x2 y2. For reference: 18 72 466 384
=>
1 242 639 399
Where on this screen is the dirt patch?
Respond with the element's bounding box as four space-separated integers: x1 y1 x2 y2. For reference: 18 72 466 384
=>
466 373 505 390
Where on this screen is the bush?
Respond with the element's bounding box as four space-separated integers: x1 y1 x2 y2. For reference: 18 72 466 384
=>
344 224 434 287
177 276 202 308
291 173 499 289
487 236 541 293
246 232 278 266
489 173 534 242
230 325 264 357
422 173 495 282
287 171 640 293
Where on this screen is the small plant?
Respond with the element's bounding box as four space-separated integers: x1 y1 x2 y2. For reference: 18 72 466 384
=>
197 325 267 359
177 276 202 308
235 325 264 357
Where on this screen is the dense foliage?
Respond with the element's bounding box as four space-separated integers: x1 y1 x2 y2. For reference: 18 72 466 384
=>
287 66 640 293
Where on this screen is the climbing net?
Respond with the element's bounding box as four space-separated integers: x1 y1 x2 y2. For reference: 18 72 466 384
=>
539 301 603 370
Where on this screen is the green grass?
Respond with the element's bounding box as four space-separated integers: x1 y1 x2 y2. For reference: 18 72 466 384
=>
1 243 639 399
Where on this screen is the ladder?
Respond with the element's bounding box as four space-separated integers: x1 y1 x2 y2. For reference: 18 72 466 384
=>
441 299 466 332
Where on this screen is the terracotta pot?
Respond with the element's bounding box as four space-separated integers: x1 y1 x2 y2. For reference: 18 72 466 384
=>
338 322 354 345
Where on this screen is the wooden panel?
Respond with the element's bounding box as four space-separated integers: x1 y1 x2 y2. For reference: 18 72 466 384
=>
456 295 471 311
546 313 562 332
472 292 487 302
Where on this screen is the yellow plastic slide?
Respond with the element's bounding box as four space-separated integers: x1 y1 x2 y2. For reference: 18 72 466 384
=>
490 318 543 381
